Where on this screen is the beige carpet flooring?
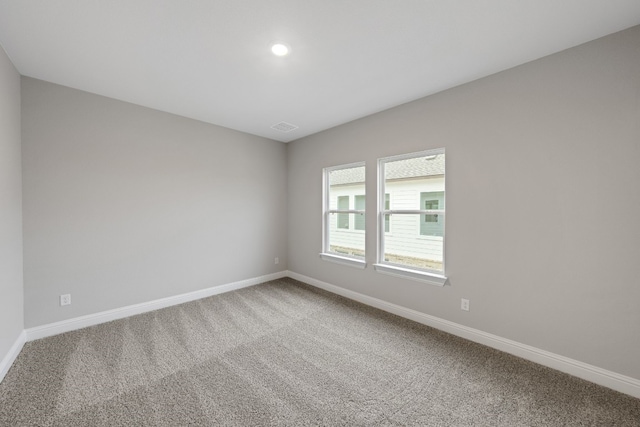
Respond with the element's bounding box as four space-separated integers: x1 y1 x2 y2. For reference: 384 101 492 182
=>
1 277 639 426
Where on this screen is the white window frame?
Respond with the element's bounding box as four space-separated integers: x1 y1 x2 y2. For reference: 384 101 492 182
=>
320 162 367 269
375 149 448 286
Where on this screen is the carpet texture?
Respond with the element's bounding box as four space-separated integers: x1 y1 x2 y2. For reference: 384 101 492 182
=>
1 277 639 426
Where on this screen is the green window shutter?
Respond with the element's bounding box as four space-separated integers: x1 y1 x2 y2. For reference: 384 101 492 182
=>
337 196 349 229
420 191 444 236
354 195 365 230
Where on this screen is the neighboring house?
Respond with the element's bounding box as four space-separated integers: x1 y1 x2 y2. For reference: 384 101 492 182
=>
328 155 444 267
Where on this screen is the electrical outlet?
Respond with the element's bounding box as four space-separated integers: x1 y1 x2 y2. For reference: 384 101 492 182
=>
461 298 470 311
60 294 71 306
274 257 279 265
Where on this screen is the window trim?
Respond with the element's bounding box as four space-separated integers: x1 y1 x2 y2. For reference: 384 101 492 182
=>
375 148 448 285
320 252 366 269
373 263 447 286
321 161 367 269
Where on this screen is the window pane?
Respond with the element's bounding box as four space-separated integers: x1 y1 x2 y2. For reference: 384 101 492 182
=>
329 165 365 232
329 166 365 189
329 212 365 257
329 166 365 210
384 213 443 273
384 153 444 184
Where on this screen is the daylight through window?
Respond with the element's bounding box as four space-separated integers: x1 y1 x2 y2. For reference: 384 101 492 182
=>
377 149 446 280
321 162 366 267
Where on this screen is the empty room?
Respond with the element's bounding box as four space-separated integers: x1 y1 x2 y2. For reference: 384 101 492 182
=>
1 1 640 425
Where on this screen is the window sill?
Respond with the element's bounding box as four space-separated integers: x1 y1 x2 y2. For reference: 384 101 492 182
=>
320 253 367 269
373 263 448 286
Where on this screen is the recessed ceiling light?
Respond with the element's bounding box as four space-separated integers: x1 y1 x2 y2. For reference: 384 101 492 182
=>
271 43 290 57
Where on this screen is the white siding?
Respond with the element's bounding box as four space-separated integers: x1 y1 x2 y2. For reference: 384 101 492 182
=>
328 183 365 254
385 177 444 261
328 177 444 261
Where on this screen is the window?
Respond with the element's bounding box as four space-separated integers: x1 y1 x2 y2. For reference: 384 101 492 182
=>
375 149 447 286
321 162 366 268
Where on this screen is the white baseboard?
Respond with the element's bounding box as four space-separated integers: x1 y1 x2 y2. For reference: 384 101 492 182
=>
287 270 640 399
25 271 287 342
0 330 26 383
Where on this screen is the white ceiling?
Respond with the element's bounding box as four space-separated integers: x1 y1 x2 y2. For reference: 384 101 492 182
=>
1 1 639 143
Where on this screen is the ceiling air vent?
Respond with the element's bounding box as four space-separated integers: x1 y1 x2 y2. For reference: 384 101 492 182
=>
271 122 299 133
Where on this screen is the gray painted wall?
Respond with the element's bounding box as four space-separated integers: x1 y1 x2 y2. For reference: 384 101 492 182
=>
287 26 640 380
0 45 24 360
22 78 287 328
